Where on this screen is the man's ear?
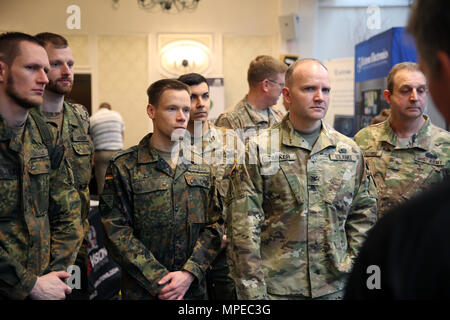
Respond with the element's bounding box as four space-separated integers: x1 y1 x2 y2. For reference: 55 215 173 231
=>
261 79 270 93
147 104 155 120
383 89 392 105
282 87 291 104
0 61 8 83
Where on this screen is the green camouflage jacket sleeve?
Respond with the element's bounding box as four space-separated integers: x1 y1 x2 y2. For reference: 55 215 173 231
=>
182 174 224 281
0 247 38 299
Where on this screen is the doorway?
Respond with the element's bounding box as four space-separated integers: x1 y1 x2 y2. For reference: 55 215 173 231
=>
66 73 92 115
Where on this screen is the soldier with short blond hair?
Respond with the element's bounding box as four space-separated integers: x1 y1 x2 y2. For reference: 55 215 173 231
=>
215 55 287 133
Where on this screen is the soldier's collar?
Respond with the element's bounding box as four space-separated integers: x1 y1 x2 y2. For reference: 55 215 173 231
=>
137 133 158 163
282 117 336 152
0 114 12 141
63 101 80 127
243 99 274 126
382 115 431 150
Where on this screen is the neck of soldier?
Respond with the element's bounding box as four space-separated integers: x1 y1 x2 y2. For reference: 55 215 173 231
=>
247 88 270 111
0 93 29 127
290 114 322 134
389 114 425 138
150 131 180 153
42 89 64 113
187 119 209 137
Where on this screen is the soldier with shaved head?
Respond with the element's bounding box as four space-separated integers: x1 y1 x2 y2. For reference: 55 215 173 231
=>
225 59 377 300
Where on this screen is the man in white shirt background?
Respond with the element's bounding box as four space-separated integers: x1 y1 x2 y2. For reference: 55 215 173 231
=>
90 102 125 194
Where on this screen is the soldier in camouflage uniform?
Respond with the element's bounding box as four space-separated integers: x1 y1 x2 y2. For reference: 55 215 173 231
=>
178 73 243 300
215 55 287 135
225 59 377 300
100 79 223 300
0 32 83 299
36 33 94 299
354 62 450 217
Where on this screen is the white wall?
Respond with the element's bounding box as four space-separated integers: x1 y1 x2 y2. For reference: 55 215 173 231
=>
0 0 283 147
316 4 410 61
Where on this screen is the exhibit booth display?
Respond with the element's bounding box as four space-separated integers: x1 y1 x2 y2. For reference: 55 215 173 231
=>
354 27 418 132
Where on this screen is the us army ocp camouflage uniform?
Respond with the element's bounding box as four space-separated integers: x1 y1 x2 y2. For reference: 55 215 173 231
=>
183 122 244 300
0 111 83 299
182 122 245 204
214 96 284 133
99 133 223 299
354 115 450 217
225 115 377 300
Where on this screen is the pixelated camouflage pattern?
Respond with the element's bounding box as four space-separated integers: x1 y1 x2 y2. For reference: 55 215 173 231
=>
214 95 284 132
225 115 377 299
182 121 243 300
0 111 83 299
99 133 223 299
182 122 245 205
354 115 450 217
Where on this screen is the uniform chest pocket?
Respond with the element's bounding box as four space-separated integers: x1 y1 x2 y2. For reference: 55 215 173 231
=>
72 141 92 156
185 173 210 223
0 165 20 220
28 156 51 217
71 142 93 186
132 178 172 227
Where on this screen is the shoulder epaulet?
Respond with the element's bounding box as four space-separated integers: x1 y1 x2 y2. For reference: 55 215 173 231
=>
223 110 242 129
112 146 136 161
66 101 90 123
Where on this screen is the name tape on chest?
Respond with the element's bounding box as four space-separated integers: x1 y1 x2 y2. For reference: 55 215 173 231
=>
329 153 357 162
261 152 296 163
415 156 444 166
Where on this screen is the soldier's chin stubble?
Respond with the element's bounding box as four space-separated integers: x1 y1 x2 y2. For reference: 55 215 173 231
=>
47 81 73 95
6 87 42 109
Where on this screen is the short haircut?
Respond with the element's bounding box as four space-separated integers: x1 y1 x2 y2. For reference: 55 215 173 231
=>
99 102 111 110
147 79 190 107
247 55 288 87
407 0 450 77
285 58 328 87
35 32 68 49
178 73 209 89
0 32 45 66
387 62 425 93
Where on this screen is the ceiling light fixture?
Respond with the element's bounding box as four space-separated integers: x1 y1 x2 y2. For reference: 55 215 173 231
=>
137 0 200 13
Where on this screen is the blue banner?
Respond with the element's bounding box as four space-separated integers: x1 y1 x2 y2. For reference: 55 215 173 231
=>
355 27 417 83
